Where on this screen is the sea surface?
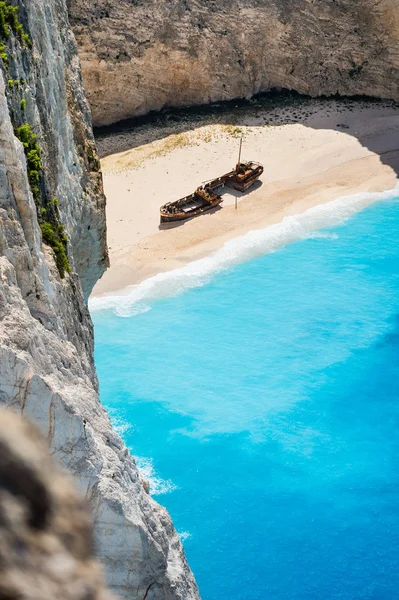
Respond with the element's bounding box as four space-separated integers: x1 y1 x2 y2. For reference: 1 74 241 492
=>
91 188 399 600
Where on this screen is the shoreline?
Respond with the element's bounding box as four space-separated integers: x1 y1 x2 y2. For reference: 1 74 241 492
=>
89 182 399 313
91 98 399 299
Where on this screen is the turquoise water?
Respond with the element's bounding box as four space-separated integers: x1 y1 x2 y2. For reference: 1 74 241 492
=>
92 192 399 600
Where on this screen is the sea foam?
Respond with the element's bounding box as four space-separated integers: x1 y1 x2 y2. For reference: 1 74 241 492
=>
106 409 176 495
135 456 178 496
89 184 399 317
107 408 132 436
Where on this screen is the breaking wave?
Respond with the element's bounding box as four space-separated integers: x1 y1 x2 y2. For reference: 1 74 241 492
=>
107 409 132 436
135 456 178 496
89 184 399 317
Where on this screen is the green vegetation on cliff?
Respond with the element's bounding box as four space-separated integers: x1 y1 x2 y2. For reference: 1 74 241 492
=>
40 217 71 278
0 41 8 66
0 1 31 47
0 3 71 279
15 124 42 202
15 124 71 278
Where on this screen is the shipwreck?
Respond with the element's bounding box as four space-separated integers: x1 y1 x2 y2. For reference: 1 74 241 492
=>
160 138 263 223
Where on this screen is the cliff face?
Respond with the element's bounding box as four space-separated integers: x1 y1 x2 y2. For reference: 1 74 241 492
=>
0 2 199 599
67 0 399 127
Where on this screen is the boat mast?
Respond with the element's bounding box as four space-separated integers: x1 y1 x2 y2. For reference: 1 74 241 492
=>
237 134 243 166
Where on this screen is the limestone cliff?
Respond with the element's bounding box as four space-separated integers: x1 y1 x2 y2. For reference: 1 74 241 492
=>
67 0 399 127
0 2 199 599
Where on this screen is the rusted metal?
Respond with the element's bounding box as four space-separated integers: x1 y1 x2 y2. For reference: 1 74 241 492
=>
160 184 223 223
160 160 264 224
230 161 264 192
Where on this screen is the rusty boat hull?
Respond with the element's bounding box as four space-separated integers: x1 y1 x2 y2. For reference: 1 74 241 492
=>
160 161 263 223
229 162 264 192
160 197 223 223
160 188 223 223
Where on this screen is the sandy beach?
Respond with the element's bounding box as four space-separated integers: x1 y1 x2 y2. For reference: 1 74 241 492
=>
92 97 399 297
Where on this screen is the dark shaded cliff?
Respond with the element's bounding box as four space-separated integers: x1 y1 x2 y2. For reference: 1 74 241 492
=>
68 0 399 126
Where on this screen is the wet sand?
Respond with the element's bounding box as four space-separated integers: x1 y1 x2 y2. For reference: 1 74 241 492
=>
92 96 399 297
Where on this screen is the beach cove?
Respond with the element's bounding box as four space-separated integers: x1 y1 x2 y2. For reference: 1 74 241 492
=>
3 1 399 598
89 95 399 599
92 95 399 298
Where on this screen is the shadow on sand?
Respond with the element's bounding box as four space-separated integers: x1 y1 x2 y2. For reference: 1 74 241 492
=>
94 90 399 180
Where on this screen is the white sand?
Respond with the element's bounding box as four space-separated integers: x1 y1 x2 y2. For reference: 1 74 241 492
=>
92 99 399 297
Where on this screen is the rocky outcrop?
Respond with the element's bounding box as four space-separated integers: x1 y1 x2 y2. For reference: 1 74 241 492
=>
0 2 199 599
0 411 113 600
67 0 399 127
